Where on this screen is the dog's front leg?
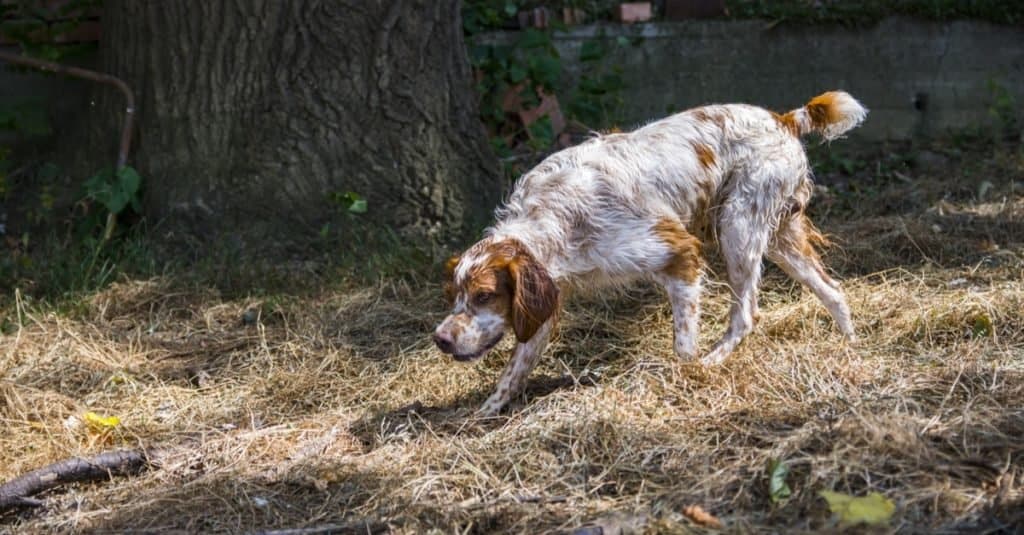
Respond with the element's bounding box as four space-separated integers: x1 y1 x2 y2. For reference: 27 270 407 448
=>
478 318 555 416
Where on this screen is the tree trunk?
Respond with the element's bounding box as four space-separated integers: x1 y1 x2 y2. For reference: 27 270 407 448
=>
94 0 499 247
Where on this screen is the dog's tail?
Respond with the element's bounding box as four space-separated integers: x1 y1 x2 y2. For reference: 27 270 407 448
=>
779 91 867 141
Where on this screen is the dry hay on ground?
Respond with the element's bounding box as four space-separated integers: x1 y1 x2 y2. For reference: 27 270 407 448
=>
2 148 1024 533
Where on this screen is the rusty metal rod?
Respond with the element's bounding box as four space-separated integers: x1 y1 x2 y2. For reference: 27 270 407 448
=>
0 48 136 240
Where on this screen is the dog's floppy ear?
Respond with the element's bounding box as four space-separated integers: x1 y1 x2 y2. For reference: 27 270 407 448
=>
443 254 460 304
508 250 559 342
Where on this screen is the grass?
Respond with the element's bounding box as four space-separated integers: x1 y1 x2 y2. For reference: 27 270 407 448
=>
1 135 1023 533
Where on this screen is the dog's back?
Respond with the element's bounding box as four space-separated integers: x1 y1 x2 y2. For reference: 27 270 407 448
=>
491 91 866 287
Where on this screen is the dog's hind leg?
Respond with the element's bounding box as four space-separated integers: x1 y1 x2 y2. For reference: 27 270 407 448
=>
767 212 856 339
702 200 773 366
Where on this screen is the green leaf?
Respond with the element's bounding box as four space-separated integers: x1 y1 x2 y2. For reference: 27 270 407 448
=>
615 35 630 47
503 2 518 16
528 54 561 87
519 29 550 50
768 459 792 503
579 40 605 62
117 166 142 197
972 313 993 337
819 491 895 526
348 198 367 214
508 64 527 83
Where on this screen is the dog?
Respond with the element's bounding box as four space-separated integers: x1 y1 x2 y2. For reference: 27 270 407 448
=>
434 91 866 415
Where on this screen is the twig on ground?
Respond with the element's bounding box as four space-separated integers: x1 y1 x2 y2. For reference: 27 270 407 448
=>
0 449 151 511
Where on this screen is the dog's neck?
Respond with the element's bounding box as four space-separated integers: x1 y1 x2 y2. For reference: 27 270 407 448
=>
486 218 565 281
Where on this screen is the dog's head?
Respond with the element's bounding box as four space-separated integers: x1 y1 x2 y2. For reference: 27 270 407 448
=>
433 238 559 361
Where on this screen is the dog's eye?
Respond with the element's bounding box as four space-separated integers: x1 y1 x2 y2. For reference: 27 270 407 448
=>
474 292 495 305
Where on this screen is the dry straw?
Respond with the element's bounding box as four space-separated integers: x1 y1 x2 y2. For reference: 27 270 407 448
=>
2 150 1023 533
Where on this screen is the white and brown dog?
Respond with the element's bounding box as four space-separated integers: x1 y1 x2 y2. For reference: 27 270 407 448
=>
434 91 866 415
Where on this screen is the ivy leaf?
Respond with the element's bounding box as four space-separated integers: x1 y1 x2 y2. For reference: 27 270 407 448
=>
819 491 895 526
768 459 792 503
579 40 605 62
519 29 550 50
508 64 527 83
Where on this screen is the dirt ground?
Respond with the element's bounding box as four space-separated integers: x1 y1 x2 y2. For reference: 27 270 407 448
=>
2 137 1023 533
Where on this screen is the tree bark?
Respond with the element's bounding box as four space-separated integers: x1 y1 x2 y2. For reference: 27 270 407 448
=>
94 0 499 247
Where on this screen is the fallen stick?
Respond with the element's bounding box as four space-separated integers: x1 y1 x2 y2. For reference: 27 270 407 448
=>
0 449 150 511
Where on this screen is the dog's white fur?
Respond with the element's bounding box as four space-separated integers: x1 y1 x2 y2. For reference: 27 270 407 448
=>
435 91 867 416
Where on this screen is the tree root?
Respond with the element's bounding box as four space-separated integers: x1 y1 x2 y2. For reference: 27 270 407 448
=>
0 449 151 512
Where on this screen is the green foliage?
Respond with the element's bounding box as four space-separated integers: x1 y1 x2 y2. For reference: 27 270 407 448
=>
986 79 1019 141
569 36 629 128
972 312 993 337
84 166 142 216
469 27 562 131
328 191 368 215
0 99 53 201
767 459 792 504
0 0 100 61
463 0 632 169
0 99 52 136
0 226 156 300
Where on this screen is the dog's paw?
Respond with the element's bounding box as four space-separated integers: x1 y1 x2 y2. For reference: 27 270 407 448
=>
674 339 698 362
675 348 698 363
476 401 504 418
699 346 731 366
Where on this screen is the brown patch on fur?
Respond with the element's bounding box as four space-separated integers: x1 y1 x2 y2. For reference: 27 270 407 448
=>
453 240 560 343
693 143 716 169
466 265 514 317
777 211 837 285
443 254 461 304
773 111 800 136
805 92 844 132
803 215 831 248
800 215 836 283
507 245 560 342
691 108 726 128
653 218 703 283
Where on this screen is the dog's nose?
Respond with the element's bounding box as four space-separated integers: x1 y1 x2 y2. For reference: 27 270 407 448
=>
433 331 455 353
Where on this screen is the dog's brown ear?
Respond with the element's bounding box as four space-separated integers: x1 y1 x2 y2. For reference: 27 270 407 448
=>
443 254 460 304
509 252 559 342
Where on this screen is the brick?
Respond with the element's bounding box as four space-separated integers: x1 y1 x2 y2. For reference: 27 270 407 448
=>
615 2 652 24
561 7 586 25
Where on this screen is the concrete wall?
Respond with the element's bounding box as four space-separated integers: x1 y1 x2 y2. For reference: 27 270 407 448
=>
4 17 1023 144
482 17 1024 141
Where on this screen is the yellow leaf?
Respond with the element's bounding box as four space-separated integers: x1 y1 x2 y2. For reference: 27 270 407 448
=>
819 491 895 526
84 411 121 430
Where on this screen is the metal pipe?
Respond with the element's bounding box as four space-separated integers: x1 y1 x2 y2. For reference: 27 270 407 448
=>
0 48 136 240
0 49 135 168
